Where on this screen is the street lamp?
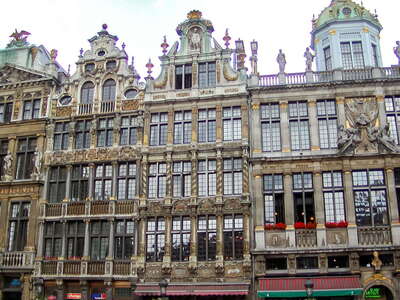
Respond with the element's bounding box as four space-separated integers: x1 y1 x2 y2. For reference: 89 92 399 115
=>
304 279 314 299
159 278 169 299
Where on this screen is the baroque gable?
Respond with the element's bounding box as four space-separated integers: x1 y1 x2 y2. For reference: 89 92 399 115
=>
0 64 49 85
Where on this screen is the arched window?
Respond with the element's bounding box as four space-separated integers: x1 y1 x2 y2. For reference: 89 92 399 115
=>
102 79 116 101
81 82 94 104
124 89 138 99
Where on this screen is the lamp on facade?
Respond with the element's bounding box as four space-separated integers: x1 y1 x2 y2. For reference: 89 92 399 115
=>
159 278 169 298
304 279 314 299
250 39 258 56
235 39 245 53
235 39 246 70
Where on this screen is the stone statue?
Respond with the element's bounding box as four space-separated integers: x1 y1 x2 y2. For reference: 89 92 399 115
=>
337 125 361 153
276 49 286 73
50 49 58 61
370 123 399 153
189 27 201 51
394 41 400 65
304 47 314 72
371 251 382 272
32 149 43 179
2 151 13 181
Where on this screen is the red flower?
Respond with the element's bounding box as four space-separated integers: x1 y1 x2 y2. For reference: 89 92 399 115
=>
337 220 348 228
294 222 306 229
275 223 287 230
264 224 274 230
325 222 337 228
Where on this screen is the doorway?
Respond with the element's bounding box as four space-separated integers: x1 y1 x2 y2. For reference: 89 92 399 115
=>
3 292 21 300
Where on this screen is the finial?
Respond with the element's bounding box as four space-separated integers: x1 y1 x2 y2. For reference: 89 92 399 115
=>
145 58 154 78
223 28 231 49
79 48 84 58
131 56 135 66
67 64 71 76
102 24 108 30
187 10 202 20
161 35 169 55
122 42 126 49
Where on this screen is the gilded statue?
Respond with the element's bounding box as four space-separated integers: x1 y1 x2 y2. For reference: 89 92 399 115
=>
9 29 31 42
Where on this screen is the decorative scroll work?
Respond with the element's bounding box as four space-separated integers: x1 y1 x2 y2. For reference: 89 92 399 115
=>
338 97 399 154
222 59 238 81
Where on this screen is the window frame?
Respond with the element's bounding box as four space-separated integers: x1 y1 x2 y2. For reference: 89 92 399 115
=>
16 137 36 180
71 164 89 202
48 166 67 203
148 162 167 199
75 120 92 149
197 215 217 261
198 61 216 88
261 103 281 152
173 110 192 144
322 171 345 223
114 219 135 260
150 112 168 146
117 162 136 200
90 220 110 260
172 161 192 198
263 174 284 224
317 99 338 149
223 158 243 195
223 214 243 261
97 117 114 147
53 122 69 150
198 108 216 143
171 216 191 262
175 64 192 90
120 116 138 146
22 99 41 120
293 172 315 224
8 201 30 251
289 101 310 151
43 221 63 259
146 217 165 262
197 159 216 197
93 163 113 201
223 106 242 141
66 221 85 259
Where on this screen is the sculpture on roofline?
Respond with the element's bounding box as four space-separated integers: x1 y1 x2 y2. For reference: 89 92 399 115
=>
304 47 315 72
276 49 286 73
7 29 31 48
394 41 400 65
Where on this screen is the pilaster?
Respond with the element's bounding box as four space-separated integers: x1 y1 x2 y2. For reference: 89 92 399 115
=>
279 101 290 152
343 170 358 246
308 99 320 151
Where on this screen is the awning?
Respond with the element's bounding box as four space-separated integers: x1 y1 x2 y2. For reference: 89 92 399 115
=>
258 276 363 298
136 283 249 296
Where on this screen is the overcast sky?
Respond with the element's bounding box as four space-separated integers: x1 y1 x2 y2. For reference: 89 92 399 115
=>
1 0 399 77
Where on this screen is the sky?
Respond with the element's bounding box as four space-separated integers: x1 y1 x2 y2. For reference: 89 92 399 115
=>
0 0 399 77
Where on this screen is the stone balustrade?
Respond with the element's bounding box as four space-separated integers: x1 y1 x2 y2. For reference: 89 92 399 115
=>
0 251 35 269
358 226 392 246
295 229 317 248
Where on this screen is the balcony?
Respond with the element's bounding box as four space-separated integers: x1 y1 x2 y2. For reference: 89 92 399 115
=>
0 251 35 270
100 100 115 113
78 103 93 115
295 229 317 248
358 226 392 246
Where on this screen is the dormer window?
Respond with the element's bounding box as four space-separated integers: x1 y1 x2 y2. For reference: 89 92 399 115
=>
106 60 117 71
199 62 216 88
342 7 351 16
175 64 192 90
340 41 365 69
324 47 332 71
97 50 106 57
85 63 95 73
124 89 138 99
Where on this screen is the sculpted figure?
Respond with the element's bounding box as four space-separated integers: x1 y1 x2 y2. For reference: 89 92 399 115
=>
276 49 286 73
338 125 360 153
32 149 42 178
376 124 399 153
304 47 314 71
371 251 382 271
394 41 400 65
2 151 13 180
189 28 201 51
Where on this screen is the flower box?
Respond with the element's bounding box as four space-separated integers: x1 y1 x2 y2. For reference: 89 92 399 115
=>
264 223 287 230
325 221 348 228
294 222 306 229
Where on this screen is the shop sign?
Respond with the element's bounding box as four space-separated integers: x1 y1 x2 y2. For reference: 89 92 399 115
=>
365 287 382 298
9 279 21 287
91 293 107 300
65 293 81 299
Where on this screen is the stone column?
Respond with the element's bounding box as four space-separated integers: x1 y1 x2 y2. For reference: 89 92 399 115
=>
313 172 326 247
36 221 45 258
283 173 295 247
167 108 174 146
61 221 67 258
242 147 250 196
83 220 90 259
65 165 72 201
108 220 115 259
253 168 265 250
112 162 118 199
88 164 95 200
26 197 40 251
308 99 320 151
241 104 249 142
279 102 290 153
0 196 8 250
216 105 222 143
216 213 224 259
376 95 387 126
138 218 146 258
386 168 400 245
165 152 172 205
216 149 223 199
190 150 197 198
336 97 346 126
56 279 64 300
142 111 150 147
243 211 250 256
140 155 148 202
190 215 197 258
191 106 198 144
80 280 88 300
343 170 358 246
163 216 172 259
251 102 262 153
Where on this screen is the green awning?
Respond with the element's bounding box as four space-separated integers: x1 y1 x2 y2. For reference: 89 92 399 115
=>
258 289 362 298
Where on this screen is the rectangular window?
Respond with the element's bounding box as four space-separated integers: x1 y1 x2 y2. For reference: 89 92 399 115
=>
16 137 36 180
146 217 165 262
197 215 216 261
372 44 378 67
150 112 168 146
120 116 138 145
384 95 400 144
53 122 69 150
117 162 136 200
48 166 67 203
8 201 30 251
341 41 365 69
22 99 40 120
328 256 349 268
148 162 166 199
289 101 310 151
174 111 192 144
264 174 284 224
223 214 243 261
115 220 135 259
94 164 113 201
0 140 8 180
323 171 345 223
71 165 89 202
75 120 91 149
0 102 13 123
296 257 318 269
66 221 85 259
266 257 287 270
173 161 191 198
223 158 242 195
175 64 192 89
198 108 216 143
317 99 338 149
198 62 216 88
261 103 281 152
324 46 332 71
353 169 388 226
90 221 109 260
395 168 400 219
44 222 63 259
223 107 242 141
172 216 191 262
198 160 216 197
293 173 315 223
97 118 114 147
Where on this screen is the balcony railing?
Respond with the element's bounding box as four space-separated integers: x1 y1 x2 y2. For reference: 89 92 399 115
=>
88 261 105 275
42 261 57 275
113 260 130 276
66 202 86 215
358 226 392 246
78 103 93 115
63 261 81 275
342 68 372 81
100 100 115 113
295 229 317 248
0 252 34 269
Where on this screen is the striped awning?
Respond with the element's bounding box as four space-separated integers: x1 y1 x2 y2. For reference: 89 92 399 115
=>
258 276 363 298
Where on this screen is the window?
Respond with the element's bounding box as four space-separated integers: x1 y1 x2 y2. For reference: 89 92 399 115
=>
175 64 192 89
16 137 36 180
120 116 138 145
360 254 393 267
172 161 191 197
323 171 345 223
90 221 109 260
146 217 165 262
199 62 216 88
261 103 281 152
8 202 30 251
174 111 192 144
372 44 379 67
384 95 400 144
223 107 242 141
0 102 13 123
328 256 349 268
317 100 338 149
197 215 216 261
48 166 67 203
53 122 69 150
81 82 95 104
264 174 284 224
117 162 136 200
150 112 168 146
22 99 40 120
353 169 388 226
395 168 400 218
97 118 114 147
148 162 166 199
172 216 191 261
198 108 216 143
293 173 315 223
71 165 89 202
94 164 113 201
124 89 137 99
102 79 116 101
324 46 332 71
341 41 364 69
198 160 216 197
289 101 310 151
266 257 287 270
44 222 63 258
296 257 318 269
75 120 91 149
223 158 242 195
0 140 8 180
106 61 117 71
85 64 95 73
223 214 243 260
115 220 135 259
66 221 85 259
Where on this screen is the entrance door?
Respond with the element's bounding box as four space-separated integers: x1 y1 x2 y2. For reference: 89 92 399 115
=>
3 292 21 300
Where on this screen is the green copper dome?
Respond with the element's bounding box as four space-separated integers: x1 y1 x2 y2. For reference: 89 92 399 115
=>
313 0 382 31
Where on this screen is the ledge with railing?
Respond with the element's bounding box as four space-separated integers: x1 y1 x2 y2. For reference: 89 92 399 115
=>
0 251 35 269
358 226 392 246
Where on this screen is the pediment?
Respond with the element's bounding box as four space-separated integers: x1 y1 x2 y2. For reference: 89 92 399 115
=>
0 64 49 84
